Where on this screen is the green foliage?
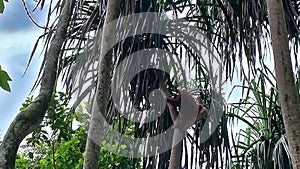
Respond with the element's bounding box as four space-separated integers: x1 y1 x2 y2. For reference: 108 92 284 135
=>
15 126 87 169
19 96 33 111
74 102 91 129
15 154 31 169
38 128 86 169
0 65 12 92
100 141 141 169
0 0 5 13
229 69 294 168
15 92 141 168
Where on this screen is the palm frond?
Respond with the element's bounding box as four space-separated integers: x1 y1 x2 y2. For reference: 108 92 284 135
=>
229 70 295 168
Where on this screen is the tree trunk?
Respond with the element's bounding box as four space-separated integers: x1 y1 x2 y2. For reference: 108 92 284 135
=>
168 129 183 169
0 0 73 168
266 0 300 168
83 0 120 168
156 71 207 169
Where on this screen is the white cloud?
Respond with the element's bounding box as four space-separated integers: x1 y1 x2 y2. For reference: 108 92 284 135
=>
0 28 43 139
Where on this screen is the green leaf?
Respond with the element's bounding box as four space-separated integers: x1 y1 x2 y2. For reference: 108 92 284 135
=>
0 66 12 92
0 0 4 13
28 152 34 159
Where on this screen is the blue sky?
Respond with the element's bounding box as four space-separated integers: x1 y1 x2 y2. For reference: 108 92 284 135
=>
0 0 46 138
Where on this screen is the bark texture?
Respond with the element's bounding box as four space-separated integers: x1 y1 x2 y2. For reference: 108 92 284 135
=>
83 0 120 168
0 1 73 168
266 0 300 168
168 129 183 169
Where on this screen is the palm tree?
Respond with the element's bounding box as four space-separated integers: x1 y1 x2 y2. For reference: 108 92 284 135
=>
266 0 300 167
229 68 297 168
83 0 120 168
1 0 300 168
69 0 231 168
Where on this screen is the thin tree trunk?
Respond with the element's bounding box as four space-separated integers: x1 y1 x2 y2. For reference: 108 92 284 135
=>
266 0 300 168
168 129 183 169
168 107 207 169
83 0 120 168
0 1 73 168
156 71 207 169
155 71 182 169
